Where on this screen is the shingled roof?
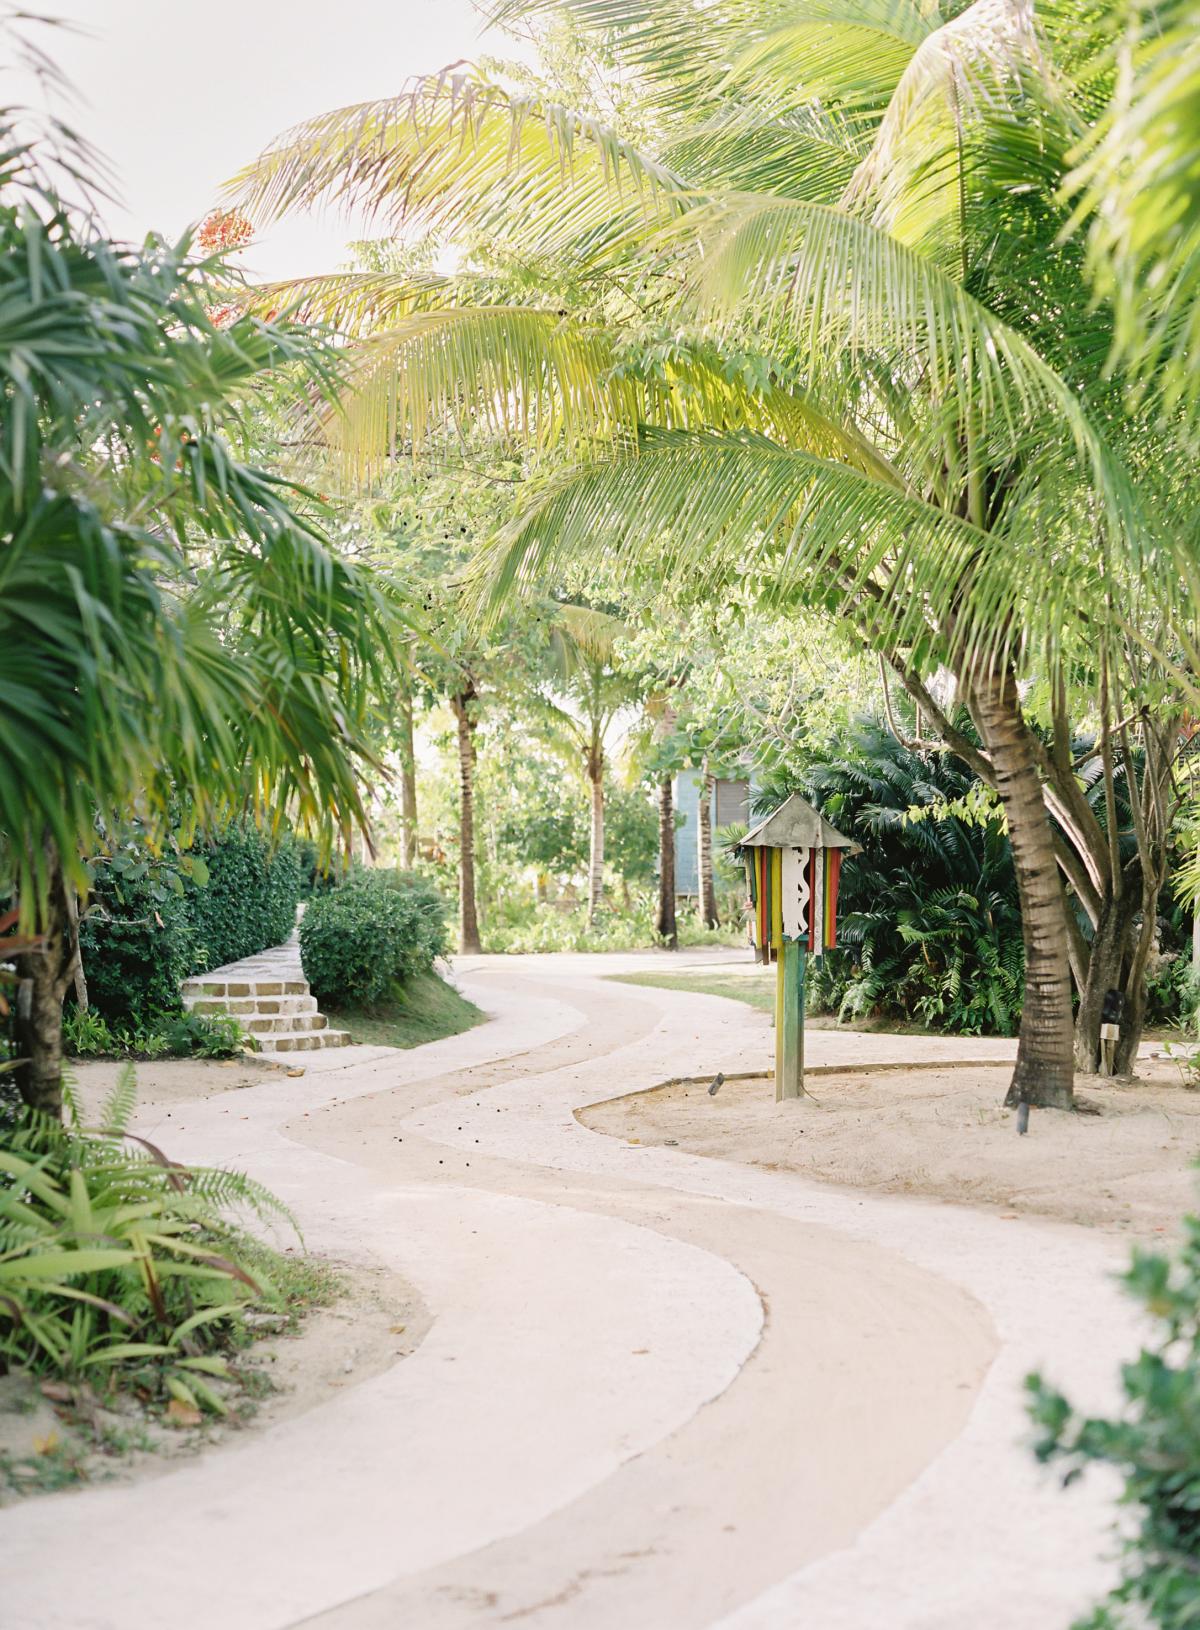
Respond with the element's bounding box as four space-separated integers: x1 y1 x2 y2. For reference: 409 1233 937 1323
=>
736 793 860 853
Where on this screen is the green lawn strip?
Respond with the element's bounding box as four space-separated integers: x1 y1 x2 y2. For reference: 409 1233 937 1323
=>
327 968 486 1051
607 969 776 1012
606 969 966 1035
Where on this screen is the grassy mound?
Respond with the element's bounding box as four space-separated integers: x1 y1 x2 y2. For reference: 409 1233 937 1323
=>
328 968 485 1051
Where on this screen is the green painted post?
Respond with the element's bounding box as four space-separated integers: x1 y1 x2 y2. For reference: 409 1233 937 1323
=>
776 939 806 1101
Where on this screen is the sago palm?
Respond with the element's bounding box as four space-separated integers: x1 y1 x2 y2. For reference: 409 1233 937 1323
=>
227 0 1198 1107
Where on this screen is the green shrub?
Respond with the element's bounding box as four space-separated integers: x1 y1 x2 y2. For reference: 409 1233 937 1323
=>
299 870 449 1008
759 719 1024 1036
1145 953 1200 1035
79 823 302 1027
187 827 301 972
0 1069 294 1411
1028 1217 1200 1628
78 859 194 1025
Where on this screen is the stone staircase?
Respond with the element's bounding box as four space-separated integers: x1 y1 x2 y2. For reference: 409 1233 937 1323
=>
181 936 349 1055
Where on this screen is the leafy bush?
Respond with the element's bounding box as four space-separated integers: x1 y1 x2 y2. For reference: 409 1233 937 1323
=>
1145 952 1200 1035
77 845 195 1025
0 1069 293 1413
482 895 741 953
761 719 1024 1036
188 827 301 972
299 870 449 1008
1028 1217 1200 1628
63 1006 247 1061
79 823 302 1027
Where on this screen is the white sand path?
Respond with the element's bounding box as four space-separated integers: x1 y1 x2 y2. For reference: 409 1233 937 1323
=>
3 951 1138 1629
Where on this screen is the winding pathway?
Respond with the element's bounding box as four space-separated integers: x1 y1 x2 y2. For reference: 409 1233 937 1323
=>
4 952 1138 1628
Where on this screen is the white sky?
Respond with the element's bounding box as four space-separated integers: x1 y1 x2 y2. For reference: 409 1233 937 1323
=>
7 0 531 278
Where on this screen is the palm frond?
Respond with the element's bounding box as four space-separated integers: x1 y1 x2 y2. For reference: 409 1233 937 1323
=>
647 189 1141 548
842 0 1074 251
236 270 452 334
473 429 1094 671
317 303 898 477
1064 0 1200 428
225 71 689 261
662 108 865 200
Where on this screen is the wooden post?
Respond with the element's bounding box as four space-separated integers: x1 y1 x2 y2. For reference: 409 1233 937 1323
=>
776 940 806 1101
1099 1021 1120 1078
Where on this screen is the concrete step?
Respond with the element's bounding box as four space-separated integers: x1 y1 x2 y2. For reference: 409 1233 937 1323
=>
181 978 308 999
179 946 346 1054
244 1013 328 1036
184 994 318 1018
260 1028 350 1053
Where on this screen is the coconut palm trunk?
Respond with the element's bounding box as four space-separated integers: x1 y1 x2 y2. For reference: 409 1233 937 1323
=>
964 661 1074 1109
586 743 605 925
13 848 78 1118
656 775 678 949
452 688 482 955
698 768 719 929
397 682 418 871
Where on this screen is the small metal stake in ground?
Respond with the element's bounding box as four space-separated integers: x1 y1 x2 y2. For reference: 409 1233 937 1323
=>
1099 988 1125 1078
737 794 859 1102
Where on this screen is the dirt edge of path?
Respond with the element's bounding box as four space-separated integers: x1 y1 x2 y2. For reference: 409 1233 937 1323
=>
578 1062 1200 1237
0 1258 431 1508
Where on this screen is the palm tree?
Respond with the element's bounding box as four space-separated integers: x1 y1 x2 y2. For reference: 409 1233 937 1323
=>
450 681 483 954
526 604 645 924
227 1 1200 1107
0 116 395 1115
697 768 719 930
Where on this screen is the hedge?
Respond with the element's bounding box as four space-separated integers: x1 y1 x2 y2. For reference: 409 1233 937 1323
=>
188 828 301 972
299 870 448 1009
79 826 302 1025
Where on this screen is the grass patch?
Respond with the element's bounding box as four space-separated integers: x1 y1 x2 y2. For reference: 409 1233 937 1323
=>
327 968 485 1051
609 969 777 1013
227 1238 343 1343
606 969 954 1034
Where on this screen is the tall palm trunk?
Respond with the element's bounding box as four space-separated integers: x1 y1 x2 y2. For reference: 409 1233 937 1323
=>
964 661 1074 1108
697 768 719 929
656 775 678 949
586 742 605 926
397 682 418 871
451 688 481 955
14 847 78 1119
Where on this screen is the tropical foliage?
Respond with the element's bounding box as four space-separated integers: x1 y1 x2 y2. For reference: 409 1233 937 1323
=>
61 1005 246 1063
776 721 1024 1035
299 870 449 1008
1029 1212 1200 1628
226 0 1200 1107
0 79 397 1112
0 1069 293 1414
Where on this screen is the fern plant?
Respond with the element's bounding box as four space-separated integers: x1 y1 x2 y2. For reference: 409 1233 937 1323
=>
763 719 1025 1036
0 1066 297 1413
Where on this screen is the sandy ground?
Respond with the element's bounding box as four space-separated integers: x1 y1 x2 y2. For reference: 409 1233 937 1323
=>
1 951 1161 1629
580 1057 1200 1238
69 1050 303 1107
